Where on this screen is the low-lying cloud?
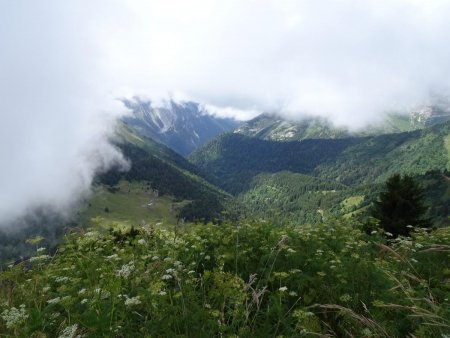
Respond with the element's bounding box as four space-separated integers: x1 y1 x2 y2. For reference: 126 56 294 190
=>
0 2 129 225
2 0 450 223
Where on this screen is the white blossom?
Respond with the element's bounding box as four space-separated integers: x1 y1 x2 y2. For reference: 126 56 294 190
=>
1 304 29 329
124 296 141 307
116 261 135 278
47 297 61 305
58 323 81 338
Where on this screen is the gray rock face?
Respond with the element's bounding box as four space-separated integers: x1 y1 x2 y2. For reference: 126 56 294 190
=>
122 97 239 156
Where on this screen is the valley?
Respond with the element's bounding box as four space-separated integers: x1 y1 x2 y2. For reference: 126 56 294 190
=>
1 111 449 338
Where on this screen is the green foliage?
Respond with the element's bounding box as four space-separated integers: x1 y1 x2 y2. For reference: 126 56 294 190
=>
372 174 430 237
191 122 450 191
189 133 360 194
237 171 374 224
189 122 450 225
1 220 449 337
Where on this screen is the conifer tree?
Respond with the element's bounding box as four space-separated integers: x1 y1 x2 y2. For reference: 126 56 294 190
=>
372 174 429 237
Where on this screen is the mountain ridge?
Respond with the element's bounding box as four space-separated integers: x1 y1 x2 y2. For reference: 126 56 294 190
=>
235 106 450 141
122 97 239 156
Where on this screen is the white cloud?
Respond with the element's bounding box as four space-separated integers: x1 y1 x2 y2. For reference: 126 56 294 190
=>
2 0 450 223
104 0 450 126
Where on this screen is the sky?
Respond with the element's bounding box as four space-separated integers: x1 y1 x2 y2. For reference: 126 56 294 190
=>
1 0 450 224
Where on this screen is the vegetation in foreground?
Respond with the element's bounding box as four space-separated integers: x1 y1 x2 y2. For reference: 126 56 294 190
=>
1 220 449 337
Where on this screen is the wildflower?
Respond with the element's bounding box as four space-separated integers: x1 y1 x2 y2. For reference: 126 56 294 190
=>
58 323 80 338
124 296 141 307
37 247 46 253
159 291 167 296
137 239 146 245
42 286 51 293
204 255 211 260
385 232 393 237
152 256 159 261
279 286 288 292
78 288 87 295
162 274 173 280
81 299 88 304
94 288 110 299
289 291 298 297
204 303 211 309
55 276 70 283
105 254 119 260
47 297 61 305
1 304 29 329
370 230 377 235
116 261 135 278
29 255 50 263
165 268 176 274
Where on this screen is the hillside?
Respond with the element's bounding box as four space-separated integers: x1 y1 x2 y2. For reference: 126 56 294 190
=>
95 124 230 223
190 122 450 224
0 125 230 264
122 97 239 156
191 121 450 190
189 133 361 193
235 107 450 142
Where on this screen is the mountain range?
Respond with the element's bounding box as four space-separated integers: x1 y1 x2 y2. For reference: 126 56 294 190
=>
189 120 450 225
122 97 239 156
235 105 450 142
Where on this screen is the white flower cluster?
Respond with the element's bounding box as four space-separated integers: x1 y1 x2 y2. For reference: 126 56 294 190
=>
124 296 141 307
1 304 29 329
105 254 119 261
58 323 83 338
116 261 135 278
47 297 61 305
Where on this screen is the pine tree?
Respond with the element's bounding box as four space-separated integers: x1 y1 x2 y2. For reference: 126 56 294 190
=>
372 174 429 237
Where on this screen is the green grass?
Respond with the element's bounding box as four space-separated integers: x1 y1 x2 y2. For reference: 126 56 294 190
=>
81 180 189 227
1 219 449 337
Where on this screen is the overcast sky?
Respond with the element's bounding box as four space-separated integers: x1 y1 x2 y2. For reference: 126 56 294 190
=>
1 0 450 224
